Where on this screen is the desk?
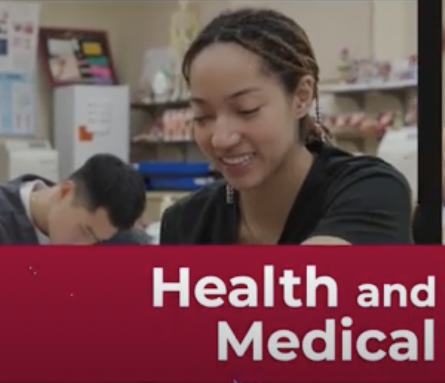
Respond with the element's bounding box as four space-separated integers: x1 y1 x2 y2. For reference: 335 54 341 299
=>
143 191 190 224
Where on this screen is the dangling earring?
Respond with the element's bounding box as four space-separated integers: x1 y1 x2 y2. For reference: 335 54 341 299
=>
314 96 325 142
315 98 321 124
225 184 234 204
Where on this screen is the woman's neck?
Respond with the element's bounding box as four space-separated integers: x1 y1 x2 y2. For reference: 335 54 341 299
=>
239 146 314 240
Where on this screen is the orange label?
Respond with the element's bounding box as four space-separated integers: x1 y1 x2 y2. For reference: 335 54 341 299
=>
78 126 93 142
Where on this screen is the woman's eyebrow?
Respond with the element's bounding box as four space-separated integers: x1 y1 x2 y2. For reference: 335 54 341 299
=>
190 87 262 105
226 87 262 100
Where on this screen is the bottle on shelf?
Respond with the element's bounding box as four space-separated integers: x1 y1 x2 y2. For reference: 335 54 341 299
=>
337 48 357 84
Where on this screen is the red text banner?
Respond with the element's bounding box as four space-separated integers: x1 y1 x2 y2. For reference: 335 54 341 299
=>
0 246 443 382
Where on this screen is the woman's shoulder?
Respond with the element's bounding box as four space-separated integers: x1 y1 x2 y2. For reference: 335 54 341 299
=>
305 143 413 244
319 144 410 189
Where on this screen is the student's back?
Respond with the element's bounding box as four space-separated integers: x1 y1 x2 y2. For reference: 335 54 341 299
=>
0 175 42 244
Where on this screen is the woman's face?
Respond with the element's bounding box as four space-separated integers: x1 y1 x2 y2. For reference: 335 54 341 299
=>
188 43 311 190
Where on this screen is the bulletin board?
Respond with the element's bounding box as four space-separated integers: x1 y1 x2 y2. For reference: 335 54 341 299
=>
39 27 118 87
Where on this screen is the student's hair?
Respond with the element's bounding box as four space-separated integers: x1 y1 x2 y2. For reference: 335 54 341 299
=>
182 7 330 143
68 154 146 230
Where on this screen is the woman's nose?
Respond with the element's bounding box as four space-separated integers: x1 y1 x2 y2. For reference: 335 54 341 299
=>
211 120 241 150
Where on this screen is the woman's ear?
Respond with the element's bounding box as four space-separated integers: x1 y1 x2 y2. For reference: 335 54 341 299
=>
293 75 315 119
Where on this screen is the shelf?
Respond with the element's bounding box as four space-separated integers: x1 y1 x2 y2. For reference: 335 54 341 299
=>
332 128 384 141
319 79 417 94
132 136 193 145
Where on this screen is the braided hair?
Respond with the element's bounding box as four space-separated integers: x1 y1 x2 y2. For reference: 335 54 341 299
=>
182 7 330 143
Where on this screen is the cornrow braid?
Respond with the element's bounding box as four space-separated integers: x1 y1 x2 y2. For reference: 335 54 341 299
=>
182 7 331 143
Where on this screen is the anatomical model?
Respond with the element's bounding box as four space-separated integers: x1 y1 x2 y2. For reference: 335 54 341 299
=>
169 0 200 101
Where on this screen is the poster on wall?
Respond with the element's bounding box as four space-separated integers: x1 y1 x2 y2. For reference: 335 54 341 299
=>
0 1 40 75
0 73 35 136
0 1 39 137
39 28 118 87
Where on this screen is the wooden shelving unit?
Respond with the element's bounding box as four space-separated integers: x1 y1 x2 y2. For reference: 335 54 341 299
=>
319 78 417 153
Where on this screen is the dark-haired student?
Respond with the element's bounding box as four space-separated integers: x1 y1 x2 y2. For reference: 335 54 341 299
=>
160 7 413 245
0 154 150 244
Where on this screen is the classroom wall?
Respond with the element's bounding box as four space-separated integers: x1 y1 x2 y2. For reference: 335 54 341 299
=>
34 1 132 140
25 0 416 141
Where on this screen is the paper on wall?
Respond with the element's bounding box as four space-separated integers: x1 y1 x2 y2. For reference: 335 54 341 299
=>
0 73 35 136
0 1 40 75
86 98 112 134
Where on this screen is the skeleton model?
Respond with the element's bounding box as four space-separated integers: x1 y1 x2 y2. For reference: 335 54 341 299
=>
169 0 200 101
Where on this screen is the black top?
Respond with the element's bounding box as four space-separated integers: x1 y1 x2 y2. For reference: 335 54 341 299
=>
160 143 413 245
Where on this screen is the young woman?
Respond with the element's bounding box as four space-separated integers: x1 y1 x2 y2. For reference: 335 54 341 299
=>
160 8 413 245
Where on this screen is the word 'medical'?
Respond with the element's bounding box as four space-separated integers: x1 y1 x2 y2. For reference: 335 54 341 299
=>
218 318 434 362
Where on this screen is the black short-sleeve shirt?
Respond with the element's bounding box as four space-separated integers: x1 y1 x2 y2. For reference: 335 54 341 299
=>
160 143 413 244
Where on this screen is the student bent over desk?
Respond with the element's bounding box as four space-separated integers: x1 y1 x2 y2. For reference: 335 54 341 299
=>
0 154 149 244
